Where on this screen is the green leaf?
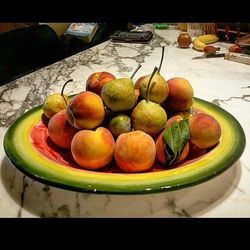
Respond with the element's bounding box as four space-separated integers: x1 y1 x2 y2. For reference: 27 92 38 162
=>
163 119 190 166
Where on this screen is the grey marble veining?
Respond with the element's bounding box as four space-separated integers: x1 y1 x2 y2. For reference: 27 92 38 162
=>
0 24 250 217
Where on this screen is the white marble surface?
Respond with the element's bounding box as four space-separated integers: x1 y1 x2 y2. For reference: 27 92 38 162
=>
0 24 250 217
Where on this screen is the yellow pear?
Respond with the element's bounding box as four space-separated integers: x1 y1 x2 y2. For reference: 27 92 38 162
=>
132 66 167 137
139 46 168 104
43 79 73 119
139 73 169 103
101 64 141 112
132 99 167 136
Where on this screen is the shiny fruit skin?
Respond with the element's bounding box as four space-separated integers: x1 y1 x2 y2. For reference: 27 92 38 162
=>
189 113 221 149
86 72 116 96
131 100 167 137
229 45 242 53
108 115 131 138
166 77 194 111
43 93 70 119
204 45 217 56
101 78 136 112
134 76 144 90
178 33 192 48
114 131 156 173
71 127 115 170
67 91 105 130
193 34 219 51
48 110 78 149
139 73 169 104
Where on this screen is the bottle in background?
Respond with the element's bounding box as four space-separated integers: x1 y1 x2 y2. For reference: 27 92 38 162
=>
178 23 187 31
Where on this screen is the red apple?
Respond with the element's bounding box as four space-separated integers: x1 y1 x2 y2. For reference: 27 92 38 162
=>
178 33 192 48
204 45 217 56
229 44 242 53
86 72 116 96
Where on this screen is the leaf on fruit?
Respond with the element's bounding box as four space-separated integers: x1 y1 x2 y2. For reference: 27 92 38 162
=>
163 119 190 166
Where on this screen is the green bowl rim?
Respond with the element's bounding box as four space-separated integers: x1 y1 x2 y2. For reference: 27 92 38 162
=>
3 97 246 194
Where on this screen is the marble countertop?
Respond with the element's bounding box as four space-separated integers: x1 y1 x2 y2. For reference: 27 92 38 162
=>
0 24 250 217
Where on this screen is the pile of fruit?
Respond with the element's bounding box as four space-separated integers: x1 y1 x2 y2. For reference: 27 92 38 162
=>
42 47 221 173
177 33 219 52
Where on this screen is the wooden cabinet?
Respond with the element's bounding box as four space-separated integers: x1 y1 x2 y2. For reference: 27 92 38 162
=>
0 23 37 33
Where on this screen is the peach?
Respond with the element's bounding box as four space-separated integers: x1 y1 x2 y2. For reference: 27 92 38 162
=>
134 76 144 90
189 112 221 149
175 110 192 119
188 142 208 159
166 77 194 111
134 89 140 107
48 110 78 149
156 116 190 165
114 131 156 173
86 72 116 96
156 132 190 165
67 91 105 130
71 127 115 170
163 112 192 129
165 114 183 128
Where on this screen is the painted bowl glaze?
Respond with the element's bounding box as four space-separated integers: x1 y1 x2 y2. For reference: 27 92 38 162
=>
3 97 246 194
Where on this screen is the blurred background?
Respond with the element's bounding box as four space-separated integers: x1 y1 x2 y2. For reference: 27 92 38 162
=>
0 22 249 86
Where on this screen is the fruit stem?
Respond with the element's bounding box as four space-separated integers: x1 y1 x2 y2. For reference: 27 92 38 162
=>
158 46 165 73
61 79 73 105
130 63 142 79
146 66 158 102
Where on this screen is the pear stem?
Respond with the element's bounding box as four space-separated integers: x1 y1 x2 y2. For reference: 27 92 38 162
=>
61 79 73 105
146 66 158 103
158 46 165 73
130 63 142 79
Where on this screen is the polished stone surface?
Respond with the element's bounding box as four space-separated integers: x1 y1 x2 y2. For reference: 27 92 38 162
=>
1 24 249 217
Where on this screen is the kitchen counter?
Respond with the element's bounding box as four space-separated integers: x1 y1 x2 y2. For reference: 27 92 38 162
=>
0 24 249 218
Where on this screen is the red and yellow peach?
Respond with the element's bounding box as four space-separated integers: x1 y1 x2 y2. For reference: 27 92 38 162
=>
48 110 78 149
114 130 156 173
189 112 221 149
156 115 190 165
67 91 105 130
166 77 194 111
71 127 115 170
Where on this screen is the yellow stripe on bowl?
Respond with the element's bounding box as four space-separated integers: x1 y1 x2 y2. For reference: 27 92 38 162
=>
4 98 245 194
